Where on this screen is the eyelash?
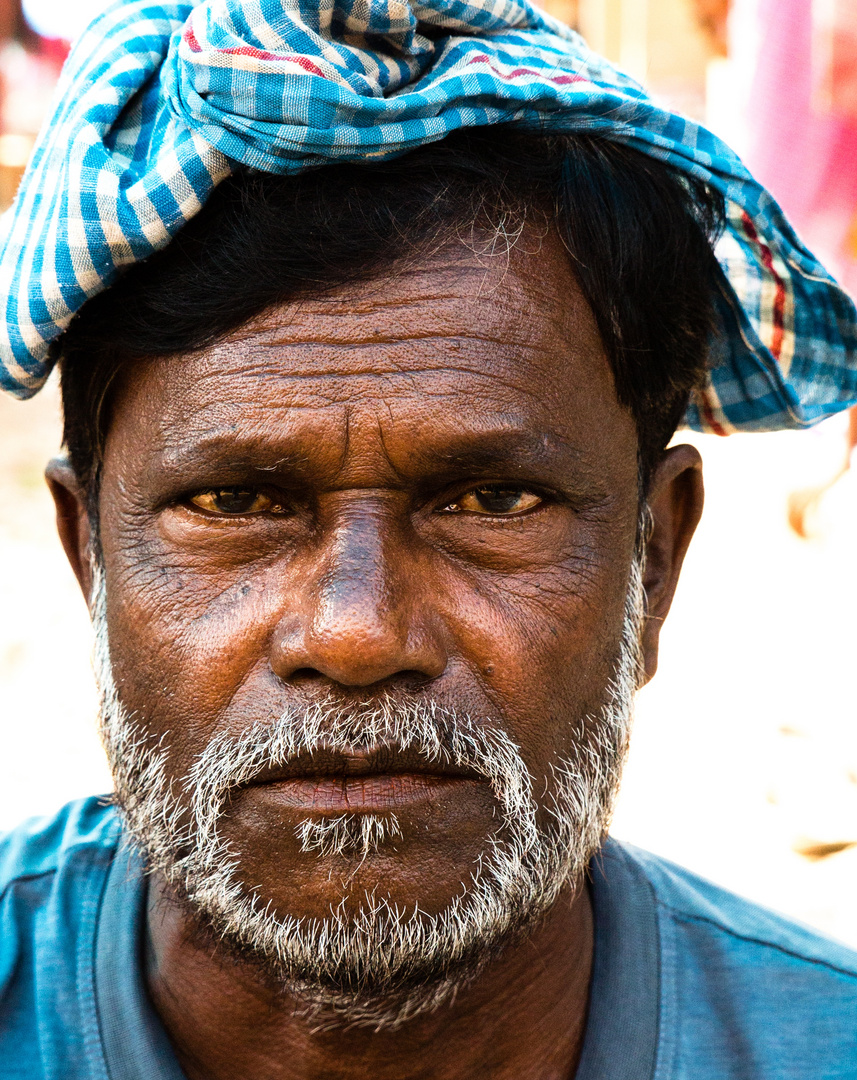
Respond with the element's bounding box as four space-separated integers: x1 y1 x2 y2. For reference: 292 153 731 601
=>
439 485 547 516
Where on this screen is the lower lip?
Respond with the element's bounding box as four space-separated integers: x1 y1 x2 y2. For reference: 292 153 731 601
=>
253 773 480 812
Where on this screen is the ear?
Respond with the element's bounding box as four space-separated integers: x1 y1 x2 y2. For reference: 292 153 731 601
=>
45 455 94 605
639 443 704 684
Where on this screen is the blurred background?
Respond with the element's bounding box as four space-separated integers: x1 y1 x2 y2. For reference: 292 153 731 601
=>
1 0 857 944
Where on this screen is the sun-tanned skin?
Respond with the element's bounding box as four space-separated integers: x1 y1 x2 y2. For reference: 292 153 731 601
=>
48 227 703 1080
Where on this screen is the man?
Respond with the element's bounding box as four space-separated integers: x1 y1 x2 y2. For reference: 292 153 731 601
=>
1 2 856 1078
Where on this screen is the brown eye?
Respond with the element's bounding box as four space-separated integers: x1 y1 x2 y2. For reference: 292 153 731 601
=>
189 488 283 516
445 486 543 516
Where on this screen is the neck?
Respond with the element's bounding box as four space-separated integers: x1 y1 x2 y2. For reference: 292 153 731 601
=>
145 877 594 1080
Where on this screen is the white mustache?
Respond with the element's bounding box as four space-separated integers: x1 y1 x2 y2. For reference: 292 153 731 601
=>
188 697 540 861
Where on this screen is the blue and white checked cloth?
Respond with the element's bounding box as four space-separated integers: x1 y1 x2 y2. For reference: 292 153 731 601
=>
2 0 856 433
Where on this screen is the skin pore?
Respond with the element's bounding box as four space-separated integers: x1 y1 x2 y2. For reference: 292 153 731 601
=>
48 226 703 1080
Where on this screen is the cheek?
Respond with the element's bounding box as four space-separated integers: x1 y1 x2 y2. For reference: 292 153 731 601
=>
440 547 634 768
102 543 291 756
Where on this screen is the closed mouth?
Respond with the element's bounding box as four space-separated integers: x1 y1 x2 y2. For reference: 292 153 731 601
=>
246 747 486 813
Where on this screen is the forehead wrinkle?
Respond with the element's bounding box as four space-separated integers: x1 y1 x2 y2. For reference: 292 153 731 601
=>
181 238 597 391
241 285 554 354
160 339 569 416
140 346 601 460
244 328 546 357
200 334 587 395
245 254 529 325
235 304 594 390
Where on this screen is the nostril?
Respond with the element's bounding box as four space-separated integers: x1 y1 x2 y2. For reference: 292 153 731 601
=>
289 667 327 683
393 670 438 692
276 667 441 694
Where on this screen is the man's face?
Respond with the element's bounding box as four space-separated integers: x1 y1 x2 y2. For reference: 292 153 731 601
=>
85 228 652 1019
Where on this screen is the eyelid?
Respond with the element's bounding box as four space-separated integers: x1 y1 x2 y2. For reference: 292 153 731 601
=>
186 487 284 517
439 483 549 516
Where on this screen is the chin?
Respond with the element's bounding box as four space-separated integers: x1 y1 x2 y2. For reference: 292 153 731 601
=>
173 843 571 1032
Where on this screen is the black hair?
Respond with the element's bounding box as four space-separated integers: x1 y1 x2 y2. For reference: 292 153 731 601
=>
59 127 724 501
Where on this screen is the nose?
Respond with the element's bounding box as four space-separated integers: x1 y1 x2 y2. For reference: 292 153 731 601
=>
270 498 449 688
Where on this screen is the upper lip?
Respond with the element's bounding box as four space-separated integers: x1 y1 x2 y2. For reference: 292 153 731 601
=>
247 747 483 786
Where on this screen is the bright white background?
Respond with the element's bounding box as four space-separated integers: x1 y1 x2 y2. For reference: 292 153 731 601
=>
20 0 111 42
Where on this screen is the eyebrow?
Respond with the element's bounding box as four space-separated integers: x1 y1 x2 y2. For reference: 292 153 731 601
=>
147 423 599 494
156 440 312 477
398 431 582 474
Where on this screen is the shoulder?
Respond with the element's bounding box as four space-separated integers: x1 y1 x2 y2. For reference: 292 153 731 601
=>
0 796 122 894
615 840 857 979
0 800 124 1073
608 840 857 1077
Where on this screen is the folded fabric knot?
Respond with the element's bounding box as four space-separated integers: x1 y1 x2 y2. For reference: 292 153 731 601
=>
1 0 856 436
164 0 635 171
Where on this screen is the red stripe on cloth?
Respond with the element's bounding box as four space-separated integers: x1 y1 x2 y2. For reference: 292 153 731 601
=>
467 54 586 86
740 211 785 361
699 390 729 436
219 45 284 61
215 47 326 76
183 25 202 52
184 38 327 77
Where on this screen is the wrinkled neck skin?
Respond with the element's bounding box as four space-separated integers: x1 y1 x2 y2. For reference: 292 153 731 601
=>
145 876 593 1080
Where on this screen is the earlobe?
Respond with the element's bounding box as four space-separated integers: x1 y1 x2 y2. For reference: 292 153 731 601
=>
45 455 94 605
639 443 704 684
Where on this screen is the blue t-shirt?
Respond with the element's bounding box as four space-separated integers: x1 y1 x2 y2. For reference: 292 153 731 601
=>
0 798 855 1079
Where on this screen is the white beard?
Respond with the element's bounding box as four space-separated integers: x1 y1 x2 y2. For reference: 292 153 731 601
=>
91 553 644 1030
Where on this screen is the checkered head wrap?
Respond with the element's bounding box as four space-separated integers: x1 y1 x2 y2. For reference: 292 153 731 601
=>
1 0 856 432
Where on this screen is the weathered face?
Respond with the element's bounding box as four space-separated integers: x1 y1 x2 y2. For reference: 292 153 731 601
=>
51 226 700 1018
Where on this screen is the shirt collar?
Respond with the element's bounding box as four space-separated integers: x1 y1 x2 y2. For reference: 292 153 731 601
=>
94 842 187 1080
575 836 661 1080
